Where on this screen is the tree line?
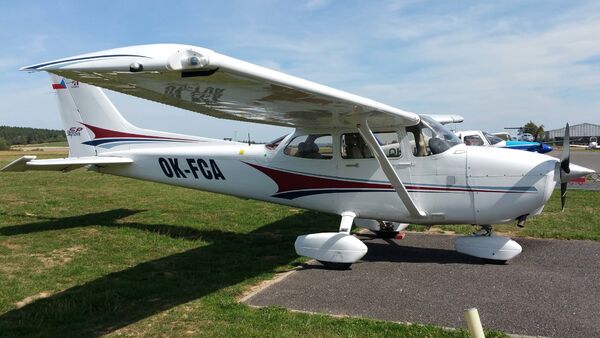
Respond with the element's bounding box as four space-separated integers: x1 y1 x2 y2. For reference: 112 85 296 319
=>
0 126 66 150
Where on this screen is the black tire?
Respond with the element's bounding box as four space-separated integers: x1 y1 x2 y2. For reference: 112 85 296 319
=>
482 258 508 265
374 230 399 239
317 261 352 270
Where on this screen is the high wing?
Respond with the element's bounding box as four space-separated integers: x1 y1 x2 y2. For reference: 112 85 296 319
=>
22 44 419 129
423 114 464 125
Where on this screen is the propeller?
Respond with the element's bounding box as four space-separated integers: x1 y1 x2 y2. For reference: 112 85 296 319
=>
558 123 595 212
559 123 570 212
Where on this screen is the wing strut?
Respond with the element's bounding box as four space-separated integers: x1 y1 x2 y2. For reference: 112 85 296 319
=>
357 116 426 218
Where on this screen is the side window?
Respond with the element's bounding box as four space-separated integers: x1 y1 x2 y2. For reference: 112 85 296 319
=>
284 134 332 159
341 132 400 159
464 135 484 146
406 124 432 156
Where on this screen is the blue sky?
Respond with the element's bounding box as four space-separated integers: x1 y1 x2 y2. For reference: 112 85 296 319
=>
1 0 599 140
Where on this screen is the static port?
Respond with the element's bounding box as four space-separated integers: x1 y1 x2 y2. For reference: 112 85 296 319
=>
129 62 143 72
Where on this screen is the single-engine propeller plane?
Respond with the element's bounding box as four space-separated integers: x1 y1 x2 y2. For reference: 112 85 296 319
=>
3 44 595 268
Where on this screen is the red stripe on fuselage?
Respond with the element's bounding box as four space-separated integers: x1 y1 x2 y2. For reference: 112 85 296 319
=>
245 162 392 193
245 162 532 195
81 123 192 141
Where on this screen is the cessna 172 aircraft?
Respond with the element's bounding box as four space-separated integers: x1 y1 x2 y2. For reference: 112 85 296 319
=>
3 44 595 268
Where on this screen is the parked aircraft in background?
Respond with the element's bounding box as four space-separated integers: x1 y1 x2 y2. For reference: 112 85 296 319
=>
3 44 594 268
456 130 553 153
570 136 600 150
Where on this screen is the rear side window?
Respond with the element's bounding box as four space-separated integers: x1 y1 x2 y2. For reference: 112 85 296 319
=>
284 134 332 159
341 132 400 159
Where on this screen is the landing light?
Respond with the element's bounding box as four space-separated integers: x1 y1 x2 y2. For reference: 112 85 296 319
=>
129 62 144 72
188 54 209 68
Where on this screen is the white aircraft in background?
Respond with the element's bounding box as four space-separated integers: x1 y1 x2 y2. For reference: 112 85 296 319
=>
3 44 595 268
456 130 554 153
570 136 599 150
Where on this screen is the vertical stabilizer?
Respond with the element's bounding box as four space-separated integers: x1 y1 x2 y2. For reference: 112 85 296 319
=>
50 74 97 157
49 74 216 156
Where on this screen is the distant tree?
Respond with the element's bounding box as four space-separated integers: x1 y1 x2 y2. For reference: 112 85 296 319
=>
523 121 545 141
0 137 9 150
0 126 66 145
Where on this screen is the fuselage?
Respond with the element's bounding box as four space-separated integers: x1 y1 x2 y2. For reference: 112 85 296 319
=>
95 128 559 226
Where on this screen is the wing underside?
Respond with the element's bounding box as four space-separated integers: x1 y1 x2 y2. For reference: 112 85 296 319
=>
23 44 420 129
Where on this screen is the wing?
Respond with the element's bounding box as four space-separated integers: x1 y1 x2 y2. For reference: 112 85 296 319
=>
423 114 464 125
22 44 419 129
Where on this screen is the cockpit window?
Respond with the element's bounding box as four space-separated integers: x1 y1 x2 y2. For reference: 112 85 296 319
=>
483 131 503 145
284 134 332 159
406 115 461 156
266 134 289 150
341 132 400 159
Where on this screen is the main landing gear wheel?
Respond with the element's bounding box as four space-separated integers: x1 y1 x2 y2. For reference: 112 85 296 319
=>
373 221 404 238
374 230 399 239
294 212 367 270
317 261 352 270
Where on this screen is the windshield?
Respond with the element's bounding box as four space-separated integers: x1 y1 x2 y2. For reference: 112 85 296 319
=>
265 133 290 149
418 115 462 153
483 131 503 145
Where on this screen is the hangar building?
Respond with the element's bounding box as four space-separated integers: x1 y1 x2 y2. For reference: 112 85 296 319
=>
544 123 600 142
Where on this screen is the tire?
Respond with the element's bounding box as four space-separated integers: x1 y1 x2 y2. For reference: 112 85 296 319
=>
374 230 399 239
482 258 508 265
317 261 352 270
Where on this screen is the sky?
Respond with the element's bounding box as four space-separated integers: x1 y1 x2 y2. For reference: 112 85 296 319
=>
1 0 599 141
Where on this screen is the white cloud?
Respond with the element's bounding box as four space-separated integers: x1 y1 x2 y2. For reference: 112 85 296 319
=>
304 0 330 10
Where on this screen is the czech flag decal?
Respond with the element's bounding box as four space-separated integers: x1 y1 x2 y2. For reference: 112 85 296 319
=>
52 79 67 89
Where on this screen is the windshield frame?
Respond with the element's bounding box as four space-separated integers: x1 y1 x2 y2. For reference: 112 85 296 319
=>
482 131 503 145
418 115 462 153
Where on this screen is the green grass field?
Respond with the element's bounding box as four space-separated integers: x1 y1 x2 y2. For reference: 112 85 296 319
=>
11 141 69 148
2 150 597 337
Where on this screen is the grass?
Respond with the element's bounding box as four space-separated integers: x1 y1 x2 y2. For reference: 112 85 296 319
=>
11 141 69 148
2 149 595 337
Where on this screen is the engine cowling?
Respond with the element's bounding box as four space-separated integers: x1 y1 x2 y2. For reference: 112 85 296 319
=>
295 232 367 263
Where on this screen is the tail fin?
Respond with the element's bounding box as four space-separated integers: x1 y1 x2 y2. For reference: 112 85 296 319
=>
49 74 208 157
51 74 99 156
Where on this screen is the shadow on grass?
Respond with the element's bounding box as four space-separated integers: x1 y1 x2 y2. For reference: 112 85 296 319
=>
0 209 204 240
0 209 338 337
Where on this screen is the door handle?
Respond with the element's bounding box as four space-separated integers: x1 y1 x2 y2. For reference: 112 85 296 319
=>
345 163 359 168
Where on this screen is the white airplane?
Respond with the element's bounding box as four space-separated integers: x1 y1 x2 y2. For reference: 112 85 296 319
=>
3 44 595 268
570 136 599 150
456 130 554 153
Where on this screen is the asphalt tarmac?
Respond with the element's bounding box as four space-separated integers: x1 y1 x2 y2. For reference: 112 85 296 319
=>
245 232 600 338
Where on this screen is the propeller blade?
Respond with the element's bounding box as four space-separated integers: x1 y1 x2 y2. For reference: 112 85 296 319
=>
560 182 567 212
561 123 570 174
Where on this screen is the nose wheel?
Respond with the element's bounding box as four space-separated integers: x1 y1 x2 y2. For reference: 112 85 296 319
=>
456 224 522 262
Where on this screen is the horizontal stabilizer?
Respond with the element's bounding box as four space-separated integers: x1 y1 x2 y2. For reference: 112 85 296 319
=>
1 156 133 172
